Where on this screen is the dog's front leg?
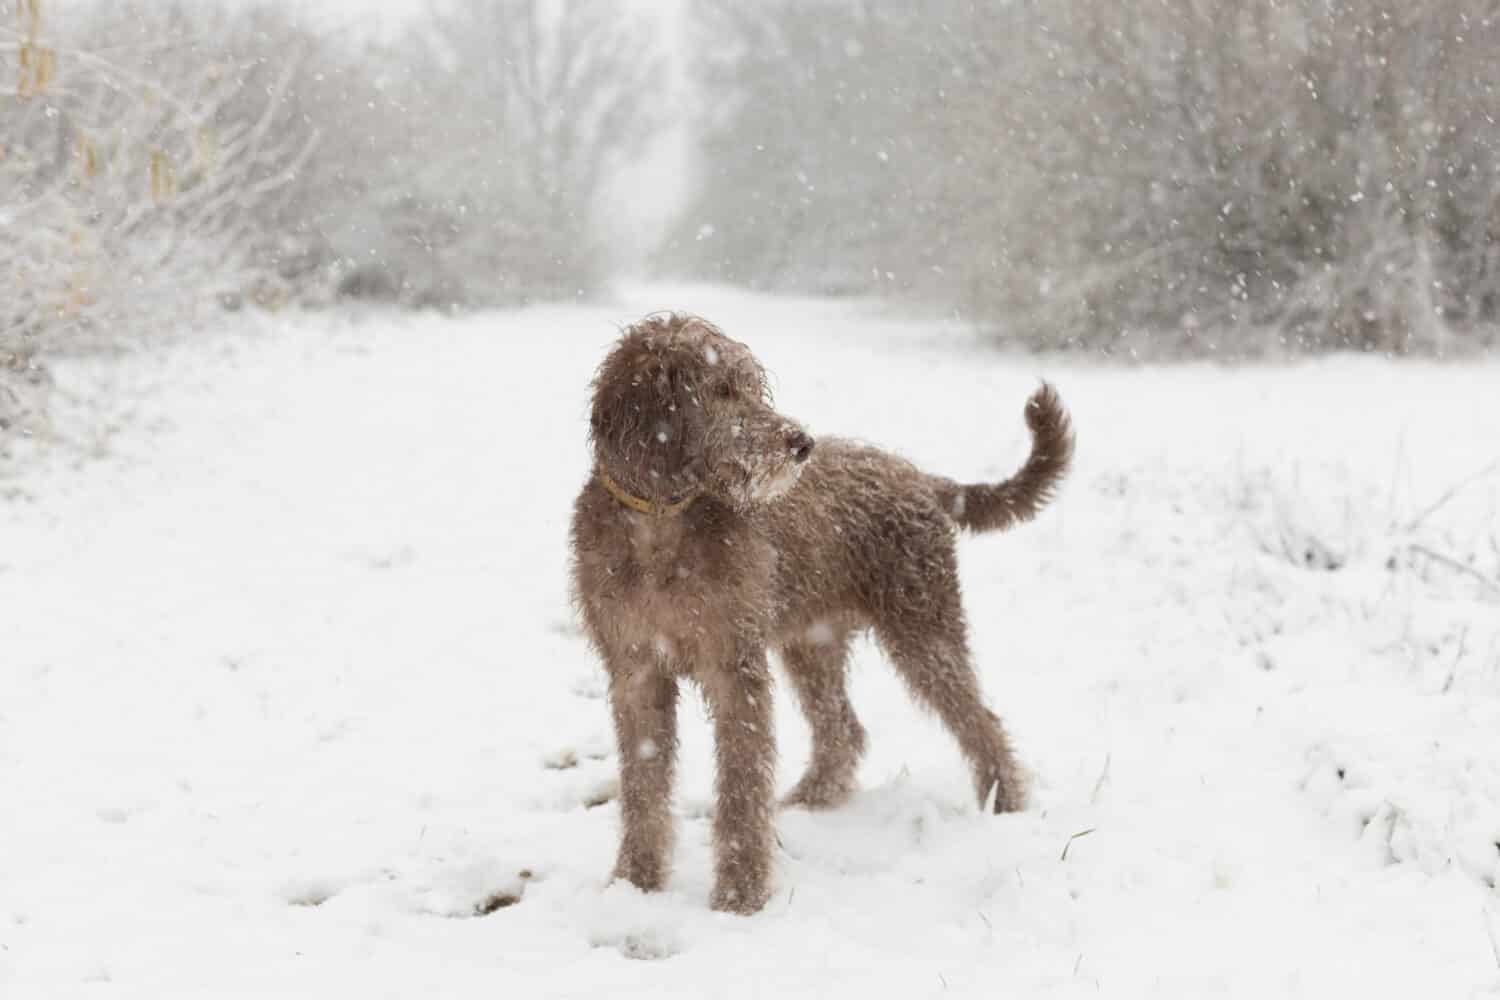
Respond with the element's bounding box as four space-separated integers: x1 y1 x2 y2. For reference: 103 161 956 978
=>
704 651 776 914
607 665 679 892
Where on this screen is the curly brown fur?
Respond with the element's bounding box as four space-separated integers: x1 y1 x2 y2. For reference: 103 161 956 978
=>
570 313 1074 914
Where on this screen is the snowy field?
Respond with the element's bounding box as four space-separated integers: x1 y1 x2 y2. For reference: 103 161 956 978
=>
4 288 1500 998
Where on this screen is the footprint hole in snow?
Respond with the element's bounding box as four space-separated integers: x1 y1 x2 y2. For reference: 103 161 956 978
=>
590 930 679 961
284 884 338 908
474 889 523 915
583 778 619 809
543 747 580 770
289 892 330 908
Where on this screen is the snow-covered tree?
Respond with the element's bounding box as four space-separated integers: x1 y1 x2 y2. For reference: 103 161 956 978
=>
330 0 667 307
666 0 1500 356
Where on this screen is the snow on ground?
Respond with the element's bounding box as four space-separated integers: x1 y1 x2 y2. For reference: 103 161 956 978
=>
3 287 1499 998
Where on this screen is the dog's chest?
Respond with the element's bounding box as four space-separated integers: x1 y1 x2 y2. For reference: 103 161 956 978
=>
592 508 777 662
624 515 706 588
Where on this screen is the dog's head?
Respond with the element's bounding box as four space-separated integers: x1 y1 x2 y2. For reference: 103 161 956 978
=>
589 313 814 511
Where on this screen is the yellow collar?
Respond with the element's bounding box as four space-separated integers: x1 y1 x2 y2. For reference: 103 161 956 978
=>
598 470 699 517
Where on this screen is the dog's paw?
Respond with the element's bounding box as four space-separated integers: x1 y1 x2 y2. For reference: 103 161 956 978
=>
612 855 670 893
978 773 1028 814
709 880 771 915
781 771 857 811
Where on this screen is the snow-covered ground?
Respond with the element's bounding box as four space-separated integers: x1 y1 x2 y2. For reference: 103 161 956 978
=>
4 288 1499 998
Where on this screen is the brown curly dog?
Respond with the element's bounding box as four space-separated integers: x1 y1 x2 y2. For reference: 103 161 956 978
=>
570 313 1073 913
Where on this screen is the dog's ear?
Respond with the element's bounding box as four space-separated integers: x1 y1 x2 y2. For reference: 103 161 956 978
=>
588 363 653 465
589 380 625 450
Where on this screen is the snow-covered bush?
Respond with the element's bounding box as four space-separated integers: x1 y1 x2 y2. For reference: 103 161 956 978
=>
0 1 314 355
0 0 664 447
0 1 322 443
665 0 1500 356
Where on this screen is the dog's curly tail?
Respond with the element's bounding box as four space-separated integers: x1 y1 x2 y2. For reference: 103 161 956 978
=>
931 382 1075 534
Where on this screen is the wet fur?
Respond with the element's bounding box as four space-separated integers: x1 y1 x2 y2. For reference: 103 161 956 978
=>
570 313 1074 914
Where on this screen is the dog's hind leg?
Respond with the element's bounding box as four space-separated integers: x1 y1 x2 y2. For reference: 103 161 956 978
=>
780 630 866 809
607 666 680 891
879 626 1026 813
872 556 1027 813
702 651 777 914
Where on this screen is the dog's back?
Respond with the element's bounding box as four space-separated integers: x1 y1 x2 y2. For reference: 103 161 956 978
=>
764 384 1073 647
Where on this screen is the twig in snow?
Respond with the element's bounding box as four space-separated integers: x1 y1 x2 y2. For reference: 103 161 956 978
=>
1442 626 1471 694
1060 828 1097 861
1407 544 1500 598
1405 458 1500 533
1090 753 1112 804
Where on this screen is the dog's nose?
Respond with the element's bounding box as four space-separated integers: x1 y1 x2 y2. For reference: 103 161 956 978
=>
787 431 815 464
